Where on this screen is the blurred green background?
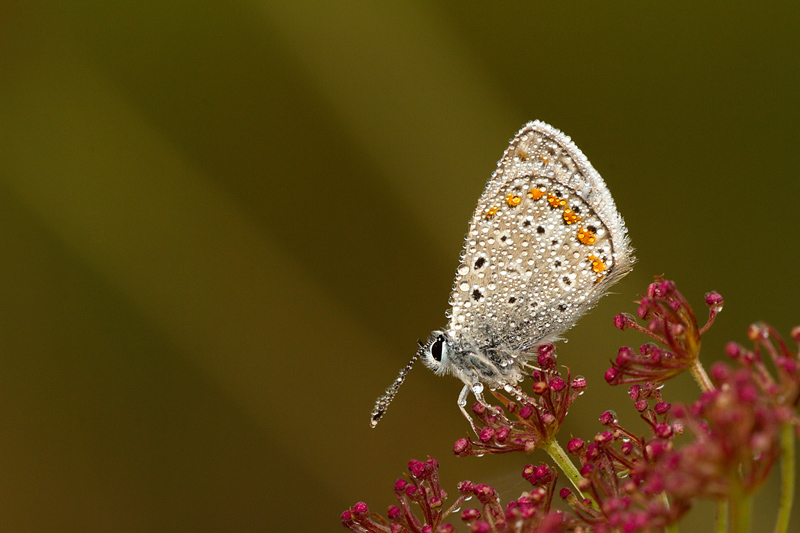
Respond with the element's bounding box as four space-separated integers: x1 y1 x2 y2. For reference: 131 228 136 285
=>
1 1 799 531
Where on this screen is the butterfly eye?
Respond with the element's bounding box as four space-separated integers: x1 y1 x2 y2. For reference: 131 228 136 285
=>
431 335 445 362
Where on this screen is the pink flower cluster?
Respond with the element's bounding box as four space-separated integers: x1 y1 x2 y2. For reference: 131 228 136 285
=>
453 344 585 458
343 279 800 532
606 278 722 385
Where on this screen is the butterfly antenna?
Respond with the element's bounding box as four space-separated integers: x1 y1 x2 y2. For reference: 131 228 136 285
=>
370 341 425 428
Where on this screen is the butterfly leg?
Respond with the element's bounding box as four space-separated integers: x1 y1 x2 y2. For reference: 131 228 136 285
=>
458 385 491 436
505 382 532 404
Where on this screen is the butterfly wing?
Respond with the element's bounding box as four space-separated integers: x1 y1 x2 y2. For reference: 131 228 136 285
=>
447 121 634 355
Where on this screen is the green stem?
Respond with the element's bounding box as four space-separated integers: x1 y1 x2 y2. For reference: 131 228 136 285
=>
661 492 678 533
715 500 728 533
729 481 752 533
689 359 714 392
541 438 592 503
774 423 796 533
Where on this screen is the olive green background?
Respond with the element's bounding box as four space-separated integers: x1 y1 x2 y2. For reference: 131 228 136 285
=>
1 2 798 531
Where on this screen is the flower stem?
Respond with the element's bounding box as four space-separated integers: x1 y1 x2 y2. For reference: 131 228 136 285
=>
774 423 796 533
729 481 752 533
716 499 727 533
688 359 714 392
541 438 591 502
660 493 679 533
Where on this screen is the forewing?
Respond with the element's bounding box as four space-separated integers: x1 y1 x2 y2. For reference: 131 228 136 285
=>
446 121 634 352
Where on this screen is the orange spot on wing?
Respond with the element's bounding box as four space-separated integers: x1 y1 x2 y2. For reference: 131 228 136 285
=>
506 194 522 207
587 254 607 274
528 188 545 200
547 193 566 208
563 207 580 225
577 227 596 245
